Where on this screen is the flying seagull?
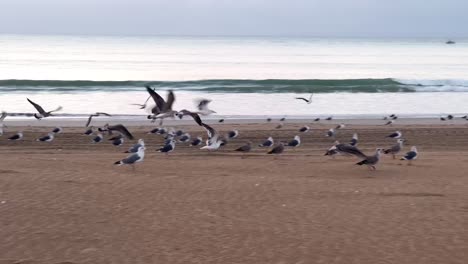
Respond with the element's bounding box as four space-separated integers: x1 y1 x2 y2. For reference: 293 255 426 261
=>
259 136 274 147
36 132 55 142
114 146 145 170
195 99 216 115
175 110 203 126
401 146 418 165
146 87 177 123
8 132 23 141
125 139 145 153
386 131 402 139
267 143 285 155
85 112 112 127
200 123 222 150
295 94 313 104
356 149 383 170
27 98 62 119
102 124 134 140
383 139 404 159
325 142 367 158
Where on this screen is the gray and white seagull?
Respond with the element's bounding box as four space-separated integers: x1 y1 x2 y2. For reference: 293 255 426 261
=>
27 98 62 119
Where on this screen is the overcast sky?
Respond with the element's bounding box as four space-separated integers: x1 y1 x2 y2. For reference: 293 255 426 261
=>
0 0 466 37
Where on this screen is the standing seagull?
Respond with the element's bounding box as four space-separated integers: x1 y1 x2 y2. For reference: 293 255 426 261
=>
179 133 191 143
259 136 274 147
8 132 23 141
335 123 345 130
190 136 203 146
350 133 358 146
110 135 125 147
84 126 94 136
384 120 394 126
286 135 301 148
387 131 402 139
227 130 239 139
0 111 7 136
235 142 252 152
267 143 285 155
356 149 383 170
295 94 313 104
36 132 55 142
401 146 418 165
326 128 336 138
92 133 104 143
51 127 63 134
85 112 112 127
125 139 145 153
114 146 145 170
200 123 222 150
383 139 404 159
299 126 310 133
158 140 175 154
27 98 62 119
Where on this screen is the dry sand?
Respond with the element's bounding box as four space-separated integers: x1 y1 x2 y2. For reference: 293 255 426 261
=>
1 121 468 264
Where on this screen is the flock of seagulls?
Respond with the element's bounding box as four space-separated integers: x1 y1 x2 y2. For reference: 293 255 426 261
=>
0 89 433 172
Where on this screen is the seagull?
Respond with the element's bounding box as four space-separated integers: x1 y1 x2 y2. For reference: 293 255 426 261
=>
386 131 402 139
218 119 225 123
280 117 286 122
383 139 404 159
235 142 252 152
195 99 216 115
148 89 177 122
190 136 203 146
335 123 345 130
267 143 285 155
148 128 160 134
125 139 145 153
26 98 62 119
8 132 23 141
85 112 112 127
325 116 333 121
175 130 184 137
350 133 358 146
401 146 418 165
130 90 153 109
179 133 191 143
275 123 283 129
384 120 394 126
299 126 310 133
325 142 367 158
158 140 175 154
227 130 239 139
36 132 55 142
356 149 383 170
84 126 94 135
259 136 274 147
92 133 104 143
114 146 145 170
156 128 167 135
111 135 125 147
314 118 320 122
326 128 336 137
102 124 134 140
0 111 7 136
51 127 63 134
175 110 204 126
286 135 301 147
295 94 313 104
200 123 222 150
266 118 272 122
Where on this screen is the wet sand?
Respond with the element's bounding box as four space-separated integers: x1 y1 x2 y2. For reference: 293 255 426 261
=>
1 121 468 264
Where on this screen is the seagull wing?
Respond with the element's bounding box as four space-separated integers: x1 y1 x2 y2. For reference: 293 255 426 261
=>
189 112 203 126
162 90 175 112
108 124 134 140
202 123 218 144
295 97 308 102
85 114 97 127
145 86 166 112
96 112 112 117
0 111 7 121
27 98 46 114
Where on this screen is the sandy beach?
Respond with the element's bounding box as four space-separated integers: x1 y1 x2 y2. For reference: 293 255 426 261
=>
1 120 468 264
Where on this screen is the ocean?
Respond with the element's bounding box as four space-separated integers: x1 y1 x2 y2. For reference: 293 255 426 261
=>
1 34 468 118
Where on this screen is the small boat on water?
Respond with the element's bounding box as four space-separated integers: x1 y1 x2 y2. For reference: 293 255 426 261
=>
446 40 456 44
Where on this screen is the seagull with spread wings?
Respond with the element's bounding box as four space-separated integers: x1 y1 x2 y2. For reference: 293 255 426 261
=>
85 112 112 127
295 94 313 104
102 124 135 140
27 98 62 119
200 123 222 150
145 86 177 124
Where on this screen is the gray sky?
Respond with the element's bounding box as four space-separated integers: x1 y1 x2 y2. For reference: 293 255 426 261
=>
1 0 467 37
